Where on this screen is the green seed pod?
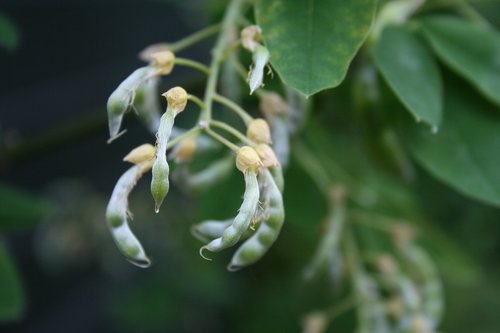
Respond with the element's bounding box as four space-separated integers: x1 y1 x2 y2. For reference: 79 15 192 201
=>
107 66 157 141
270 164 285 193
150 107 174 213
200 169 260 255
191 219 233 243
105 163 153 268
249 45 270 94
269 115 290 167
228 169 284 271
171 155 233 195
134 77 161 135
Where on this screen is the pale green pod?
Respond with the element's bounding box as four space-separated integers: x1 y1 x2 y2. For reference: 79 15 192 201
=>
150 106 175 212
228 169 284 271
270 115 290 167
106 165 151 267
191 219 233 243
201 169 260 255
107 66 157 140
249 45 270 94
134 76 161 134
171 155 234 195
270 164 285 193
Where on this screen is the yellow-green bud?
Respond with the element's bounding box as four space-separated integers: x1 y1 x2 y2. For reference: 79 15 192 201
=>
139 43 170 62
150 50 175 75
255 144 279 168
246 118 271 144
241 25 262 52
162 87 188 115
123 143 156 165
172 136 197 163
236 146 262 173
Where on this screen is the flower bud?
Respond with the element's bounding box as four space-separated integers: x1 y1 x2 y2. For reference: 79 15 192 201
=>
255 144 279 168
150 50 175 75
246 118 271 144
123 143 156 165
139 43 170 62
376 254 397 275
171 136 197 163
259 92 288 117
162 86 188 114
236 146 262 173
241 25 262 52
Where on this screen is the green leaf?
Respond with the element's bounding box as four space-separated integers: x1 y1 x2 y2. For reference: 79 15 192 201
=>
0 12 20 51
255 0 376 97
420 16 500 106
0 243 25 321
0 184 52 231
404 84 500 208
373 25 443 127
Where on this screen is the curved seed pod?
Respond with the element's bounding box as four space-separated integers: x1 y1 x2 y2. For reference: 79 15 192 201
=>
191 219 233 243
106 158 154 268
248 44 270 94
107 66 157 141
270 164 285 193
200 169 260 255
150 87 188 212
270 115 290 167
228 169 284 271
134 76 161 135
171 155 234 195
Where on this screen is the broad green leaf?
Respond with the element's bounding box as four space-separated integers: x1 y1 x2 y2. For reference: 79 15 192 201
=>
373 25 442 127
0 243 25 321
0 184 52 231
404 85 500 208
0 12 20 51
420 16 500 106
255 0 376 97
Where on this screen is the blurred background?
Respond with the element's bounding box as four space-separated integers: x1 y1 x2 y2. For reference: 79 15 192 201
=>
1 0 500 332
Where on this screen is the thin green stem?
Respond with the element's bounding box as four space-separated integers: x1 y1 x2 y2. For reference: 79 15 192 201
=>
204 127 240 152
209 120 254 145
166 127 201 149
188 94 206 110
200 0 246 122
213 93 253 125
175 58 210 75
168 24 221 53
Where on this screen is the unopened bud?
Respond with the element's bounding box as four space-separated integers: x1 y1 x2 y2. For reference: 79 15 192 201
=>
139 43 171 62
255 144 279 168
241 25 262 52
150 50 175 75
247 118 271 144
260 92 288 117
236 146 262 173
171 136 197 163
162 86 188 114
123 143 156 165
376 254 397 275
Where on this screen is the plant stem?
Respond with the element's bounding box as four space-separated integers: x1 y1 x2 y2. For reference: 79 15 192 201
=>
175 58 210 75
213 93 253 125
200 0 246 122
204 128 240 152
188 94 206 110
168 24 221 53
209 120 254 145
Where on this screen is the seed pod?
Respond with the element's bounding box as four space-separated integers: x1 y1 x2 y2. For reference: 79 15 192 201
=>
107 66 157 141
134 77 162 135
236 146 262 173
247 118 271 144
191 219 233 243
270 164 285 193
269 115 290 167
150 87 188 212
241 25 261 52
171 155 234 195
105 155 154 267
200 169 260 255
248 45 270 94
228 169 285 271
